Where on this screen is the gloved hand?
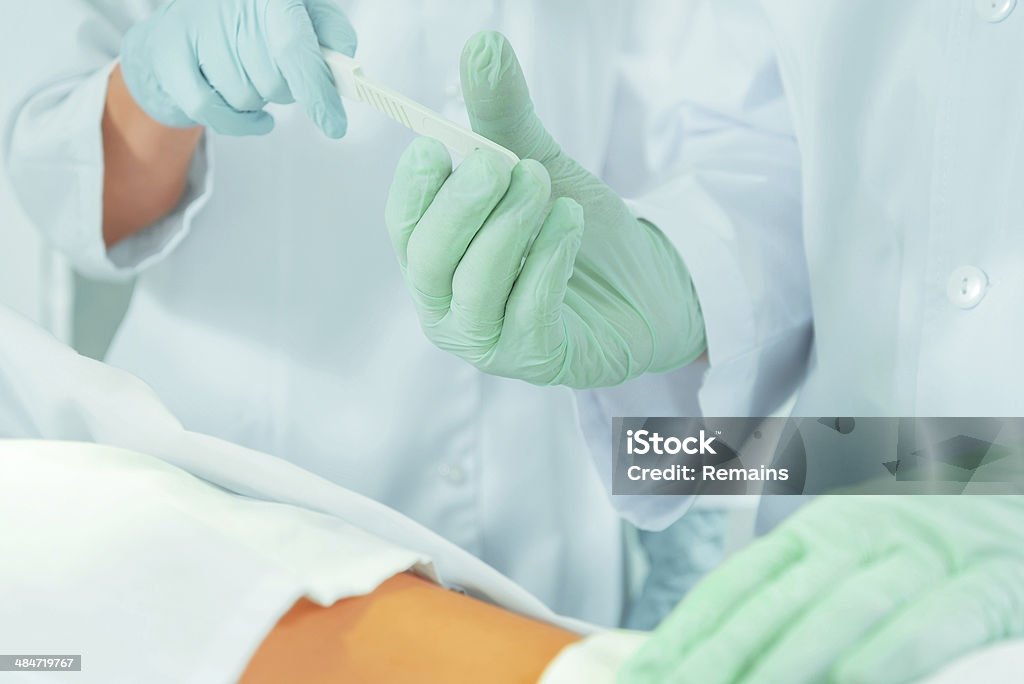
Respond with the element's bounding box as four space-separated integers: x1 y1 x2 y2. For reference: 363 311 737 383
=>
385 32 706 389
120 0 356 137
619 495 1024 684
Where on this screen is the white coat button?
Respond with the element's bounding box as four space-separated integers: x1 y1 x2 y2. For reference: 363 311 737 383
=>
976 0 1016 22
947 266 989 309
438 463 466 484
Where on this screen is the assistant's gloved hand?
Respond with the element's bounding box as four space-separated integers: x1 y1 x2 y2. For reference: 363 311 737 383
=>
385 32 705 389
120 0 356 137
619 496 1024 684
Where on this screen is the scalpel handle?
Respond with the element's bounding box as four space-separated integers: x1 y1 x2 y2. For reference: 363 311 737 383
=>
322 49 520 172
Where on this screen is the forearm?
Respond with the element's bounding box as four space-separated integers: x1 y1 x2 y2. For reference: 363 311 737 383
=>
101 65 203 247
242 573 580 683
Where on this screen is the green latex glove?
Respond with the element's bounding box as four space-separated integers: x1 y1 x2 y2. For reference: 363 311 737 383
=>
120 0 356 137
385 32 706 389
619 496 1024 684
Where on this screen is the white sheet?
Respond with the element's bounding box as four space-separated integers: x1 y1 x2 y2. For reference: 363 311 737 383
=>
0 440 432 682
0 304 595 682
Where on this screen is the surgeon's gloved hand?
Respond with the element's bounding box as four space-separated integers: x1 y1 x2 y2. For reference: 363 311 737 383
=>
120 0 356 137
619 496 1024 684
385 32 705 389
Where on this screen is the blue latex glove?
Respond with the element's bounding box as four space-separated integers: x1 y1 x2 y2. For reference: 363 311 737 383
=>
120 0 356 137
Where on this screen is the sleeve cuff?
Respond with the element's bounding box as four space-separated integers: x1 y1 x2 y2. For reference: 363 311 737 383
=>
103 131 213 276
6 60 213 281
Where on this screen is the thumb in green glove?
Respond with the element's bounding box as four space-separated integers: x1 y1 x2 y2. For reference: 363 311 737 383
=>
385 31 706 389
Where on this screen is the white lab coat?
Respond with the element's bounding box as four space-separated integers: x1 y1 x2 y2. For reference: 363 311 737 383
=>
764 0 1024 419
4 0 810 622
587 0 1024 526
700 0 1024 417
0 440 434 684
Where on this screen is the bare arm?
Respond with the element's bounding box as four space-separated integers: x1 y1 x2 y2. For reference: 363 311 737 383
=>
241 573 580 683
101 65 203 247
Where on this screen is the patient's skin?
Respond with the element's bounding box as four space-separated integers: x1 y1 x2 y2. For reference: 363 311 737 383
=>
241 573 580 683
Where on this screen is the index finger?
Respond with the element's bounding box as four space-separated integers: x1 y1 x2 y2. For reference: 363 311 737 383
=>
265 0 348 138
385 138 453 269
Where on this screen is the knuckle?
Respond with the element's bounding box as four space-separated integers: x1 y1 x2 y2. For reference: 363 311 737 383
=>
410 287 452 324
407 137 450 168
514 158 551 187
463 152 511 194
450 302 502 345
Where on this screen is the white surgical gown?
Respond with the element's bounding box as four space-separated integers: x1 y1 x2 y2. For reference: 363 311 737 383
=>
3 0 810 621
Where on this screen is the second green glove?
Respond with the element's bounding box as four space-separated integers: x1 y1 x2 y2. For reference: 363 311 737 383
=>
385 31 706 389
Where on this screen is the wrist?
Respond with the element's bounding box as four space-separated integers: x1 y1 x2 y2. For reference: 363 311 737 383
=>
102 65 203 246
